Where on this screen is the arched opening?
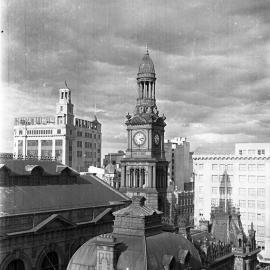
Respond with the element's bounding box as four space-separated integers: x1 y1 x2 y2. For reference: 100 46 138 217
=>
130 169 134 187
41 252 59 270
6 259 25 270
135 168 140 188
141 168 145 187
238 238 242 248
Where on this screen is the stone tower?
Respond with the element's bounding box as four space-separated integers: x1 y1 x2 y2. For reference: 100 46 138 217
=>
120 49 169 214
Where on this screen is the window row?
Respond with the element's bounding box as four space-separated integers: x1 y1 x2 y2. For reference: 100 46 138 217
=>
239 175 265 183
211 187 232 195
240 212 265 220
239 149 265 156
26 129 53 135
239 164 265 171
238 188 265 197
238 200 265 209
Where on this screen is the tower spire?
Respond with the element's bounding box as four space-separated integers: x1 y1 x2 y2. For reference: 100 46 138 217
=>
146 43 149 55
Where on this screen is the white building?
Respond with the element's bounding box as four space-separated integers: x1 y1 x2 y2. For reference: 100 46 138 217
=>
13 87 102 171
193 143 270 263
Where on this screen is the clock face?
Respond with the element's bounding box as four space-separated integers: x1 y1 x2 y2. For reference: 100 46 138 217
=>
134 132 146 146
154 133 160 145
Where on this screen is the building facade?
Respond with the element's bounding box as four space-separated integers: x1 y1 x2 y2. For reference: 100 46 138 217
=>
103 150 125 168
13 87 101 172
193 143 270 263
0 159 129 270
165 137 193 190
120 50 169 214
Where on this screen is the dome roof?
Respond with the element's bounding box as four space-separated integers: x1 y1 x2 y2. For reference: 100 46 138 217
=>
138 52 155 77
67 232 202 270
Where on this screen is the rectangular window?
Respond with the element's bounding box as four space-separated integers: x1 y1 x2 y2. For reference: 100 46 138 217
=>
219 164 225 171
212 187 218 194
257 226 265 236
199 186 203 194
41 140 52 146
41 150 52 157
77 151 82 157
248 188 256 196
239 188 246 196
257 213 265 220
239 150 242 155
248 149 256 155
212 164 218 171
198 174 203 181
27 140 38 146
227 187 232 195
239 175 247 183
57 129 61 134
248 212 256 220
257 188 265 197
219 187 225 195
239 200 246 208
257 176 265 183
257 164 265 171
228 175 234 182
239 164 247 171
198 164 204 170
77 141 82 148
227 164 233 171
257 201 265 209
248 164 256 171
212 175 219 183
199 198 204 205
55 139 62 146
248 175 256 183
248 200 255 208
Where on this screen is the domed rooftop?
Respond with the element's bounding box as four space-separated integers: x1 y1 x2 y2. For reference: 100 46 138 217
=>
67 196 202 270
137 50 155 78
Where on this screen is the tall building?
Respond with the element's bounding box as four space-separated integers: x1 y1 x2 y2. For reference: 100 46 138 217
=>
120 50 169 213
165 137 193 190
13 87 101 171
193 143 270 264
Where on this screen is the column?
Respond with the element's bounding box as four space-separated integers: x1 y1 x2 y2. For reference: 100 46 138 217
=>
38 140 42 159
152 166 156 188
52 139 56 160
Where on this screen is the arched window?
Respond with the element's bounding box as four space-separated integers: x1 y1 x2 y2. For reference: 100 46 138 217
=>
141 168 145 186
6 259 25 270
130 169 134 187
41 251 59 270
135 169 140 188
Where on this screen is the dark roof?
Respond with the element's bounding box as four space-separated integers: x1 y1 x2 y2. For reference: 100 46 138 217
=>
0 172 129 215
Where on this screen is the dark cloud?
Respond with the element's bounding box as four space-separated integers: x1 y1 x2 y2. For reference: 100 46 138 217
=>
1 0 270 156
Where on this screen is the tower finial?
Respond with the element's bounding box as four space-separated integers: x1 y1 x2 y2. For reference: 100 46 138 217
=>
65 80 69 89
94 103 97 120
146 43 149 55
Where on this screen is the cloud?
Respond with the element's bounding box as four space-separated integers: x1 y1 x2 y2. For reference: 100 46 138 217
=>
1 0 270 157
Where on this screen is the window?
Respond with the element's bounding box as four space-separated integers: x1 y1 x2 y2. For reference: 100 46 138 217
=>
257 188 265 197
248 175 256 183
239 175 247 183
248 212 256 220
248 188 256 197
198 174 203 181
227 187 232 195
77 131 82 137
239 188 246 196
239 150 242 155
199 198 204 205
248 149 256 155
257 164 265 171
212 164 218 171
198 164 204 170
85 152 91 158
257 226 265 236
212 187 218 194
257 213 265 220
219 187 225 194
239 200 246 208
55 139 62 146
228 175 234 182
219 164 225 171
94 134 96 139
257 176 265 183
57 129 61 134
27 140 38 146
239 164 247 171
212 175 219 183
248 164 256 171
77 151 82 157
199 186 203 194
257 201 265 209
227 164 233 171
248 200 255 208
77 141 82 148
41 140 52 146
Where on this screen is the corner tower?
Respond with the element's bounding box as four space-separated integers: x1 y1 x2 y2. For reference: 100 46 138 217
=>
120 50 169 213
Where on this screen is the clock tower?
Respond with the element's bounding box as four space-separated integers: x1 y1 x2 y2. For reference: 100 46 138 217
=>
120 49 169 213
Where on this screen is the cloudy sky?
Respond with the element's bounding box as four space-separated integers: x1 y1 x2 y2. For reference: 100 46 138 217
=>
1 0 270 157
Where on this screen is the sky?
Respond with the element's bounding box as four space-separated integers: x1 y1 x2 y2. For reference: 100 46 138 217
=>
1 0 270 157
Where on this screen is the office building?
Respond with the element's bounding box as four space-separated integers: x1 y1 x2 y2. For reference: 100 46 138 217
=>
13 87 101 171
103 150 125 167
193 143 270 264
165 137 193 190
